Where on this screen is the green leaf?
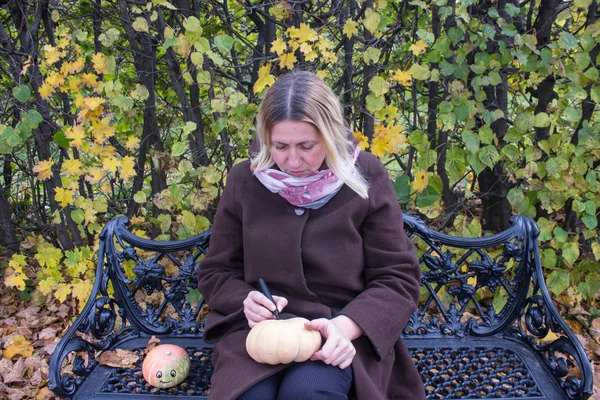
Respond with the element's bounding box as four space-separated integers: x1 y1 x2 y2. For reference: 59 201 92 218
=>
514 112 533 132
368 76 389 97
542 248 557 269
12 85 31 103
454 103 469 121
171 141 188 157
448 27 464 45
507 187 525 208
132 17 149 33
581 213 598 229
363 47 381 64
504 3 521 17
194 37 211 53
133 191 147 204
22 109 43 130
408 63 430 80
393 174 411 203
553 226 568 243
534 112 550 127
214 34 234 53
366 94 385 113
71 209 85 225
547 269 570 296
363 8 381 34
157 214 172 233
562 106 580 122
183 16 203 33
478 145 500 168
112 95 134 111
416 184 440 207
559 32 578 50
462 131 480 153
54 131 70 149
562 241 580 266
478 124 494 145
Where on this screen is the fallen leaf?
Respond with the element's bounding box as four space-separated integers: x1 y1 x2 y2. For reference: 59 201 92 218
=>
38 328 57 341
6 387 28 400
96 348 140 368
36 387 54 400
590 318 600 337
3 357 26 384
4 335 34 359
141 336 161 356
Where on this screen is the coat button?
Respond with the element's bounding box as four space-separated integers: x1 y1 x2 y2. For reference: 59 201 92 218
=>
295 208 305 216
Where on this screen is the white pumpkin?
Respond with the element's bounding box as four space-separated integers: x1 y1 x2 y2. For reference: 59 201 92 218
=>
245 317 322 365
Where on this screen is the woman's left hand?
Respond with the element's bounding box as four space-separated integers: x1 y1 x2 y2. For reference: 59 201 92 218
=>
304 316 363 369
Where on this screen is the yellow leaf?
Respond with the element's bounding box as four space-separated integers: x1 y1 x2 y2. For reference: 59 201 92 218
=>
38 83 54 100
70 56 85 73
409 40 429 55
67 76 82 92
46 71 65 88
102 156 121 173
63 159 83 176
125 136 141 150
270 38 287 56
65 126 86 148
353 131 370 150
43 45 61 64
54 187 74 207
315 70 327 80
299 42 313 55
4 335 34 359
85 168 106 184
343 19 358 38
9 254 27 269
4 270 27 291
412 171 429 193
84 97 105 111
55 283 71 302
100 181 112 195
91 117 115 143
392 69 412 86
84 206 97 225
92 53 108 75
81 73 98 88
174 34 191 58
304 50 319 62
33 159 54 181
321 50 337 63
38 277 57 296
289 23 318 43
317 39 333 52
371 135 391 157
467 276 477 287
119 156 136 181
72 279 93 303
539 330 560 342
253 64 275 93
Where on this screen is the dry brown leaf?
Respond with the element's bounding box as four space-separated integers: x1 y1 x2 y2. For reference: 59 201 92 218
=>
96 348 140 368
57 304 71 319
4 335 34 359
38 327 57 341
139 336 161 358
6 387 28 400
3 357 26 384
0 358 14 380
590 318 600 337
36 387 55 400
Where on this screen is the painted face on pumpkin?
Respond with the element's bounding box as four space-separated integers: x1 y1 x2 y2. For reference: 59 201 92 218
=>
142 345 191 389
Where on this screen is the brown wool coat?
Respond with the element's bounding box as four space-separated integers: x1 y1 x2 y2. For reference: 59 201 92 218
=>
197 151 426 400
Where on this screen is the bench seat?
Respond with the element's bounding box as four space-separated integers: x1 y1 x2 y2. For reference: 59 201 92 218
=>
49 215 593 399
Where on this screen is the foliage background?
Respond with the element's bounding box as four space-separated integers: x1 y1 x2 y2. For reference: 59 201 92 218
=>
0 0 598 398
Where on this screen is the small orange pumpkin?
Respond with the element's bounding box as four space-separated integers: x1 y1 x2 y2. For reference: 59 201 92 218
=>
142 344 191 388
245 317 321 365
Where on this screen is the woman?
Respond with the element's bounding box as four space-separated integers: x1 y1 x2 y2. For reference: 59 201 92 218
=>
197 71 425 400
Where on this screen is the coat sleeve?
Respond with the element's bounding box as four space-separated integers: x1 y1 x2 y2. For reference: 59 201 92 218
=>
197 162 254 342
337 154 421 361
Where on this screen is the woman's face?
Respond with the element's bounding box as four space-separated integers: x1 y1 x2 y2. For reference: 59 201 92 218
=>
270 120 326 177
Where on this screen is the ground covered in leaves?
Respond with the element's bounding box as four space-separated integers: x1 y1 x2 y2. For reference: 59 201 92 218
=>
0 283 599 399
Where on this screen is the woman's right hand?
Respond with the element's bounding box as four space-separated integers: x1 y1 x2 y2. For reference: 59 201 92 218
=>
243 291 288 328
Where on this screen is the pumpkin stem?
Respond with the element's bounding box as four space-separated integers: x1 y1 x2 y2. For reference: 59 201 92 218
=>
166 350 172 356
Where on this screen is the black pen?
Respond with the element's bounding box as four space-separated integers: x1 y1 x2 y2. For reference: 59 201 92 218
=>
258 278 280 320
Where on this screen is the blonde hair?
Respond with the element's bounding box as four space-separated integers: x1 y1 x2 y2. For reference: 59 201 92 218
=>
251 71 369 199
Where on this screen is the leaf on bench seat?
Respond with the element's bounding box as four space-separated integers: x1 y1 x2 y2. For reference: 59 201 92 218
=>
97 348 140 368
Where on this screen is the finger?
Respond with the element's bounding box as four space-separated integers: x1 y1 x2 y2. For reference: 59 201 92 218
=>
251 292 280 314
304 319 328 333
338 357 353 370
272 296 288 312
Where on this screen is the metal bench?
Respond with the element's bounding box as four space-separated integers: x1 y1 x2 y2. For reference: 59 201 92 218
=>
49 214 593 399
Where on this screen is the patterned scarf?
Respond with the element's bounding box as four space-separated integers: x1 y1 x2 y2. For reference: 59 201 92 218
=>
253 146 360 209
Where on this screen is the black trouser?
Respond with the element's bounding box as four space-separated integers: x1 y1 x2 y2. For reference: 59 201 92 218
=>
238 361 353 400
